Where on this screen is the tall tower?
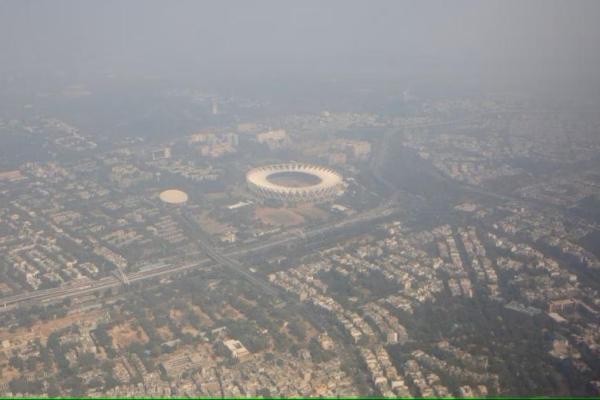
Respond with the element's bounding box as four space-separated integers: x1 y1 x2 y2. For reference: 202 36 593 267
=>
211 98 219 115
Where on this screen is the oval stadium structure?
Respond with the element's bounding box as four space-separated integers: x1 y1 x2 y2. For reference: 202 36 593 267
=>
246 163 344 204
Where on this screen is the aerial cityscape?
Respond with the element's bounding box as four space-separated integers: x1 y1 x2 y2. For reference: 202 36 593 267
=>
0 0 599 398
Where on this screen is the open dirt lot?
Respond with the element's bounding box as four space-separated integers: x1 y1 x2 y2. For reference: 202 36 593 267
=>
255 207 305 226
110 323 149 349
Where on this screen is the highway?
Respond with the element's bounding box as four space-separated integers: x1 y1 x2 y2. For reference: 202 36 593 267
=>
176 209 281 298
0 202 399 311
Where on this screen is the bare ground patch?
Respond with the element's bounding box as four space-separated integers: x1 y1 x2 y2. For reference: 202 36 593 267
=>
255 207 305 227
110 323 149 349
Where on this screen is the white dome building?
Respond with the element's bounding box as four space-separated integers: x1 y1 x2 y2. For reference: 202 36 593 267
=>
159 189 189 205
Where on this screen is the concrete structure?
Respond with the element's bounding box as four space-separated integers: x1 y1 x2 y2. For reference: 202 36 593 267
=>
256 129 289 149
220 339 250 361
246 163 344 204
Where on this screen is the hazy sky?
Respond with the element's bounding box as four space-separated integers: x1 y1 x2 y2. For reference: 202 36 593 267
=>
1 0 599 92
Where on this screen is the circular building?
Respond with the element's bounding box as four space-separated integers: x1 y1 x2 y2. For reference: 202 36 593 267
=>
159 189 189 205
246 163 344 204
